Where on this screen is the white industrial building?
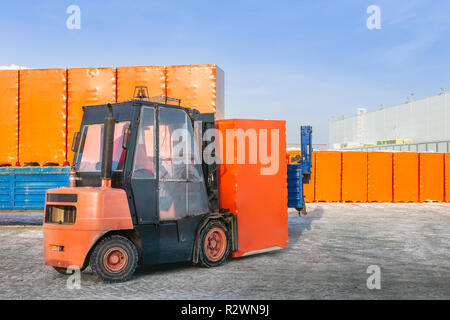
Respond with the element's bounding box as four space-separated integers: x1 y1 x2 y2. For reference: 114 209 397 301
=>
329 91 450 152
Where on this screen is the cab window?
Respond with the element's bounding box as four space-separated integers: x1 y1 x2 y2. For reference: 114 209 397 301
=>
132 107 156 179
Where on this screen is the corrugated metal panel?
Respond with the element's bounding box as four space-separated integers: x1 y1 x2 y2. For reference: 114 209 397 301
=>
0 70 19 165
166 64 225 119
0 167 70 209
287 164 303 208
419 153 444 202
117 66 166 102
303 151 315 202
67 67 117 161
217 119 287 258
342 152 368 202
446 154 450 203
367 152 393 202
315 151 341 202
19 69 67 166
393 153 419 202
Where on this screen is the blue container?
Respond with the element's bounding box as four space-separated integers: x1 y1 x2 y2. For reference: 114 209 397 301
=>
287 164 303 209
0 167 70 209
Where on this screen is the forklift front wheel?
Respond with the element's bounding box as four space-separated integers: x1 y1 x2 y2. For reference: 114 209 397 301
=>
198 221 231 268
89 235 138 283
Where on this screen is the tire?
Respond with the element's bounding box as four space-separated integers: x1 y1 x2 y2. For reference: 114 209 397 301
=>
89 235 138 283
296 205 307 216
198 220 231 268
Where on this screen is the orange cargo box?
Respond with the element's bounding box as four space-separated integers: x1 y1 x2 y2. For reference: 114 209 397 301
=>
315 151 342 202
303 151 316 203
67 67 117 161
0 70 19 165
117 66 166 102
446 154 450 202
217 119 288 258
342 151 368 202
393 152 419 202
368 152 393 202
19 69 67 166
419 153 444 202
166 64 224 119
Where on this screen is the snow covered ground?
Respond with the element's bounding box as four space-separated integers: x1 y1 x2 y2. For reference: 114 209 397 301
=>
0 203 449 299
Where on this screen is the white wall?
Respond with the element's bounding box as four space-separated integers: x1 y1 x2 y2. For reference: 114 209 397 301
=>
329 92 450 147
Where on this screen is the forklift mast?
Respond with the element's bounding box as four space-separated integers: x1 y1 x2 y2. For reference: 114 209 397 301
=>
287 125 313 214
300 125 312 183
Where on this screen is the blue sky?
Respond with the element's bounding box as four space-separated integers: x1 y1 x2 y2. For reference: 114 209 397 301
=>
1 0 449 145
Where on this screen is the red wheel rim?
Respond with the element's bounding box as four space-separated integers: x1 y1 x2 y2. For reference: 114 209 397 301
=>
103 247 128 273
203 227 227 262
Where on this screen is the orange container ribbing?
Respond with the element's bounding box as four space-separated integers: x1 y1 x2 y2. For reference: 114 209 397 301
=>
166 64 224 119
117 66 166 102
393 152 419 202
368 152 393 202
19 69 67 166
67 67 117 162
315 151 342 202
0 70 19 165
445 154 450 202
217 119 288 258
342 151 368 202
419 153 444 202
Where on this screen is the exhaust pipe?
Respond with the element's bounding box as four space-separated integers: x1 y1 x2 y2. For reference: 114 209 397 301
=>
101 103 115 188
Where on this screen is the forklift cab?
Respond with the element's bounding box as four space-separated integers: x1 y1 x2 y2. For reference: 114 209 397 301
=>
44 97 234 282
74 102 210 223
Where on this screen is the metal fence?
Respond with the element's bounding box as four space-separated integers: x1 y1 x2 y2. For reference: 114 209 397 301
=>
342 139 450 153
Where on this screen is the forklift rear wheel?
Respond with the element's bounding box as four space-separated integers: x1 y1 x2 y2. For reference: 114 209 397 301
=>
89 235 138 283
198 220 231 268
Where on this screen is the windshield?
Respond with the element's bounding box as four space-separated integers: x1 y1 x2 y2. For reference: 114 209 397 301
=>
75 122 130 172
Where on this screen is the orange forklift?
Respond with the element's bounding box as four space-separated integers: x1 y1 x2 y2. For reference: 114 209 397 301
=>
44 88 237 282
44 86 290 283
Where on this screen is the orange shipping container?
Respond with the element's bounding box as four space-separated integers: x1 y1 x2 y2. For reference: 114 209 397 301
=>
117 66 166 102
393 152 419 202
368 152 393 202
445 154 450 202
217 119 288 258
67 68 117 161
19 69 67 166
303 151 316 203
0 70 19 165
419 153 444 202
342 152 368 202
166 64 224 118
315 151 341 202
